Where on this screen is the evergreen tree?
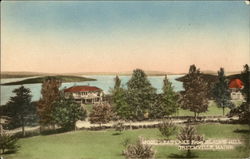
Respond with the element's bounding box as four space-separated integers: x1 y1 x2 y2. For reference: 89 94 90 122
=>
181 65 209 119
126 69 157 120
5 86 32 136
37 77 62 127
111 76 131 120
213 68 234 115
52 95 87 130
150 75 179 118
114 75 121 90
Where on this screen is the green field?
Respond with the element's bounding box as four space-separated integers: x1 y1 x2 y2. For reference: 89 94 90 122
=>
175 101 232 116
4 124 250 159
1 75 96 85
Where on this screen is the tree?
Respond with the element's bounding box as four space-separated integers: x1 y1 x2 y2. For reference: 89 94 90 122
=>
158 120 177 140
111 76 131 120
5 86 32 136
0 132 18 154
241 64 250 104
52 95 87 130
89 102 114 126
177 125 204 157
123 138 155 159
126 69 157 120
150 75 179 118
213 68 234 115
181 65 209 119
37 77 61 127
114 75 122 90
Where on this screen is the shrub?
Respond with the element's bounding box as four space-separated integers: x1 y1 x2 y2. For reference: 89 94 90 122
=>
123 138 155 159
114 121 124 134
177 125 205 157
158 120 177 140
89 102 114 126
0 132 18 154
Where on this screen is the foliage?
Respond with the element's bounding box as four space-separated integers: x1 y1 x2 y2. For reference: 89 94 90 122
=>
150 75 179 118
229 102 250 124
37 77 62 126
52 95 87 130
4 86 32 136
123 138 155 159
178 125 204 145
126 69 157 120
158 120 177 140
181 65 209 118
111 76 131 120
213 68 234 115
241 64 250 103
114 121 125 134
0 132 18 154
114 75 122 90
177 124 205 157
89 102 114 125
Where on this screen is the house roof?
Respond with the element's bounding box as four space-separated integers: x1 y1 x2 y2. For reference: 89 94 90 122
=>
64 86 101 92
229 79 244 89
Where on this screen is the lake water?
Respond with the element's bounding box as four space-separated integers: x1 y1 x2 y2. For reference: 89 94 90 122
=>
0 75 184 105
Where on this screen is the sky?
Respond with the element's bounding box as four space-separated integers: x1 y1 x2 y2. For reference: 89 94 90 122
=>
1 1 249 74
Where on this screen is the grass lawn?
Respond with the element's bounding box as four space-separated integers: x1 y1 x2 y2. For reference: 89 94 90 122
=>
175 101 231 116
4 124 250 159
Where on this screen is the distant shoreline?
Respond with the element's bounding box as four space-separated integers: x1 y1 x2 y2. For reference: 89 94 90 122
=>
1 71 185 79
1 70 241 79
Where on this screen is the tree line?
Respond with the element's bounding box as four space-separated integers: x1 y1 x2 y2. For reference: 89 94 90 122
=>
1 64 249 138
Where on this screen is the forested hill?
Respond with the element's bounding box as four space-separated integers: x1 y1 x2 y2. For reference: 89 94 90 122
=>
1 75 96 85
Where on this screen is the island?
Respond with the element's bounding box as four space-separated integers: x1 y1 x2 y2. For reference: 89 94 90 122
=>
1 75 96 85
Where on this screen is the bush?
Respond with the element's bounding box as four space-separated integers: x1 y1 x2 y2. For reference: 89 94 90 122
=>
123 138 155 159
89 102 114 125
114 121 124 134
158 120 177 140
0 132 18 154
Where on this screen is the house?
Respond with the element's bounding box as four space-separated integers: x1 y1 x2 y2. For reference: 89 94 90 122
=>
64 85 104 104
229 79 244 100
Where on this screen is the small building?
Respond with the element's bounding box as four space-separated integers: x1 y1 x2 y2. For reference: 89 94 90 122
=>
64 85 104 104
229 79 244 100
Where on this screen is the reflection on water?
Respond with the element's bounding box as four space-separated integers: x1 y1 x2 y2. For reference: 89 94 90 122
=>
0 75 184 105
